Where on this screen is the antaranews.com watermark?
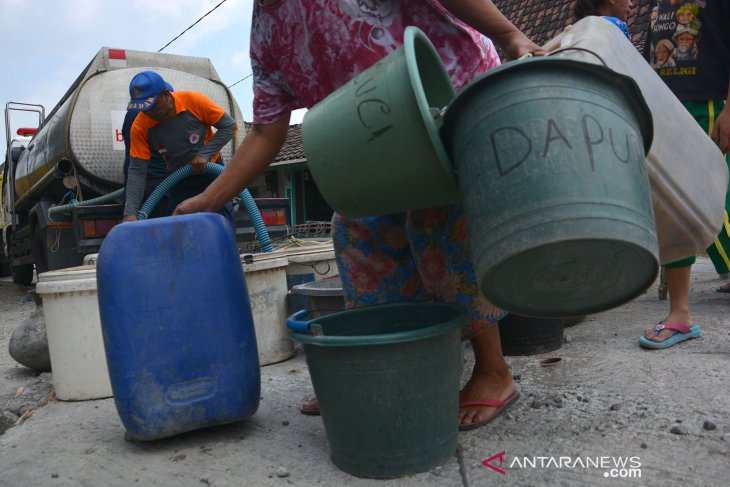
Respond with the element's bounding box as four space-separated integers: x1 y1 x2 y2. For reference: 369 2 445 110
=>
482 451 642 479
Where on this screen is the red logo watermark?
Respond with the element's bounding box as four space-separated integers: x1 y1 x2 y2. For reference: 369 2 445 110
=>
482 451 507 475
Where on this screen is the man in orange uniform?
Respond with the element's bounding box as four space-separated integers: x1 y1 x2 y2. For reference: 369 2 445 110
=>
124 70 237 229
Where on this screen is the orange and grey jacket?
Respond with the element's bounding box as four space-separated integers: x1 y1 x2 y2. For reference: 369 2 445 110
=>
124 91 237 216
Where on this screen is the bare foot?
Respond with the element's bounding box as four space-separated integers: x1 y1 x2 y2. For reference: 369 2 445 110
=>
459 370 515 428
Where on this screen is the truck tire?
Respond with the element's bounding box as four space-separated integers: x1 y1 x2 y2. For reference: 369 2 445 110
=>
0 234 11 277
11 264 34 286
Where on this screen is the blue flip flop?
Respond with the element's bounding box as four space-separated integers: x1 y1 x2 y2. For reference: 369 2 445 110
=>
639 323 701 349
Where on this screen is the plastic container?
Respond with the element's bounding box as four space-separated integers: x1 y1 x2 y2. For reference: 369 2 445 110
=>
254 243 339 314
498 314 565 356
287 302 466 478
443 57 658 317
290 277 345 318
36 265 112 401
284 247 338 283
97 213 261 441
302 26 459 217
242 253 295 366
543 16 729 264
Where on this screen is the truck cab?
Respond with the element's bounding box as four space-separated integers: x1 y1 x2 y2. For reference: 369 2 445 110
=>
1 130 35 281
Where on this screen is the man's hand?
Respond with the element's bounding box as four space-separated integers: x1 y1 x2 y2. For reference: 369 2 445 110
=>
190 155 208 175
173 193 213 216
122 214 137 222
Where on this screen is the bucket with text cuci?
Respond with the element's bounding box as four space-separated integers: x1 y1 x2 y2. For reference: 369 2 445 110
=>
302 26 459 218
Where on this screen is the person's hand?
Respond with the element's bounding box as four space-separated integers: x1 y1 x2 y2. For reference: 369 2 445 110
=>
190 155 208 175
712 103 730 154
122 214 137 222
500 31 546 61
173 193 213 215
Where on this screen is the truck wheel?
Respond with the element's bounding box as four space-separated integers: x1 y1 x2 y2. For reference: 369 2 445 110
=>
0 234 10 277
11 264 34 286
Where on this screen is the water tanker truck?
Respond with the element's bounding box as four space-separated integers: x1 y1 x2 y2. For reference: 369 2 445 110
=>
1 48 288 285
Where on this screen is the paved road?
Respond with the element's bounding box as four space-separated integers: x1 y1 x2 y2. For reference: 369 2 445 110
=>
0 257 728 486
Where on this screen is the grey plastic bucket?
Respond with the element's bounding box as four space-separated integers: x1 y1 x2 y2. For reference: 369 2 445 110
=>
442 57 659 317
290 277 345 318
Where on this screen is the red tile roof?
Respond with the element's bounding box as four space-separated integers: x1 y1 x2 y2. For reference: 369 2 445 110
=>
493 0 653 53
243 122 306 164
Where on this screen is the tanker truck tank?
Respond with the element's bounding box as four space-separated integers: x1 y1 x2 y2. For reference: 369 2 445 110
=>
2 47 288 285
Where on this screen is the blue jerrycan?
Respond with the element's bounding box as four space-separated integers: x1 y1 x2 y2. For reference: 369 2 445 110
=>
97 213 260 441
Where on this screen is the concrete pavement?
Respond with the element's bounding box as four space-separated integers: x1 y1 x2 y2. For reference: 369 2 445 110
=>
0 256 728 486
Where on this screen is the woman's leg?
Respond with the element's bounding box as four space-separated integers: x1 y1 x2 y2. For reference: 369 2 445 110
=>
459 326 516 427
643 264 693 342
407 205 516 428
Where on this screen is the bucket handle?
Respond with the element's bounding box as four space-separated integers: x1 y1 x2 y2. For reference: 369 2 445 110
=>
287 310 324 336
548 47 608 67
287 310 312 332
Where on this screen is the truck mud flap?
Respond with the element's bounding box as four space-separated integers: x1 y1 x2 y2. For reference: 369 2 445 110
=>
34 222 84 274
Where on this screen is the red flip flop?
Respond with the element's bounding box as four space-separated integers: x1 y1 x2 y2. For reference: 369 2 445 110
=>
299 397 320 416
459 389 521 431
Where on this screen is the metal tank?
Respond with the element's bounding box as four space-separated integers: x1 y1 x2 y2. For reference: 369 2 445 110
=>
13 47 246 203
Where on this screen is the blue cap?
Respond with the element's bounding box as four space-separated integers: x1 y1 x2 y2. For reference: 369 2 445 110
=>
127 70 174 111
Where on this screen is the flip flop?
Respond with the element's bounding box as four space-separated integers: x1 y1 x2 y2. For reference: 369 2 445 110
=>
715 285 730 293
299 397 320 416
459 389 521 431
639 323 701 350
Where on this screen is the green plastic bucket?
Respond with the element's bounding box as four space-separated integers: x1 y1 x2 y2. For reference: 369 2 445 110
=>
302 26 459 218
287 302 466 478
442 57 659 317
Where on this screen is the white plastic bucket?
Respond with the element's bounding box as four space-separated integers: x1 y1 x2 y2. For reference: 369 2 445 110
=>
261 243 340 313
269 243 338 281
543 17 728 264
35 265 112 400
286 248 338 281
242 254 294 366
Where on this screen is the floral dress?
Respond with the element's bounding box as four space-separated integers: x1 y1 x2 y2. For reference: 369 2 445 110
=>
251 0 505 338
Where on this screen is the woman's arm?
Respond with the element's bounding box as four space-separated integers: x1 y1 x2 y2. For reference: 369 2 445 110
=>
711 76 730 154
438 0 545 59
173 113 291 214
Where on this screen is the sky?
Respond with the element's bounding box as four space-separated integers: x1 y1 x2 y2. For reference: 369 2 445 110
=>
0 0 304 153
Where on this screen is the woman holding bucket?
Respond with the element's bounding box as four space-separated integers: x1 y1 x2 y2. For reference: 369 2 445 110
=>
175 0 545 431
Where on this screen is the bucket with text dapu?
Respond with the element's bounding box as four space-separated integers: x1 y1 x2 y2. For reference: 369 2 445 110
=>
442 57 658 317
